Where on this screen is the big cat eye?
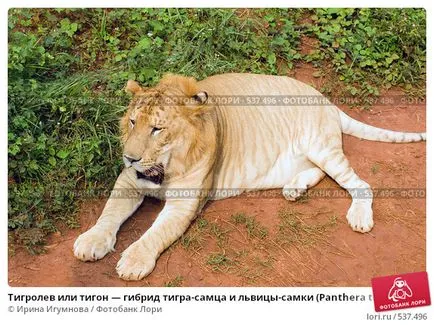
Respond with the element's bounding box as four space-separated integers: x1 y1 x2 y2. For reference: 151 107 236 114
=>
151 127 162 136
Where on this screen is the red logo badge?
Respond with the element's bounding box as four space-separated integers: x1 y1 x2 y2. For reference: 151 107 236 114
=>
371 272 431 312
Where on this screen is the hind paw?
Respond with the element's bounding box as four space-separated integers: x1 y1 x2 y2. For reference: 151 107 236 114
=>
346 202 374 233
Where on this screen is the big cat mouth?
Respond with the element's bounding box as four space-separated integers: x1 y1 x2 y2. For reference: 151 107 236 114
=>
136 163 165 185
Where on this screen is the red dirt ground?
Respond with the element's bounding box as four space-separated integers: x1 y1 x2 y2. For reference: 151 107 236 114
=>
8 64 426 287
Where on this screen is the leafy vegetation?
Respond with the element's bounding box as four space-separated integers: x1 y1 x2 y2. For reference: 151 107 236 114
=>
305 8 426 97
8 8 425 252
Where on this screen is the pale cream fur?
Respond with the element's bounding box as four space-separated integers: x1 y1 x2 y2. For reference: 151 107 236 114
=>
73 73 425 280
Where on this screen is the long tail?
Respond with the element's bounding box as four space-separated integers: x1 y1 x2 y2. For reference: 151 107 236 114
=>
339 110 426 143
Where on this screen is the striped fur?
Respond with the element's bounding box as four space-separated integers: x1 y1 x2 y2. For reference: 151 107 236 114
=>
339 111 426 142
74 73 425 280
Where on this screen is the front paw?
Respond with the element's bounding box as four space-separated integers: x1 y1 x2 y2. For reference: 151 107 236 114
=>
346 202 374 233
73 226 116 261
116 241 157 281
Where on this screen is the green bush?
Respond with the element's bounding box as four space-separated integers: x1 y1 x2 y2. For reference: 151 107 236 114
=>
7 8 425 252
305 8 426 97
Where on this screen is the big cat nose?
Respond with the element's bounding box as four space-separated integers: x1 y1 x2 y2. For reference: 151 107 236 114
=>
123 155 140 164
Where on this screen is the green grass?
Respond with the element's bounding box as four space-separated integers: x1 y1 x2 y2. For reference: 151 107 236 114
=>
371 163 380 175
277 208 338 247
8 8 426 252
180 217 208 250
206 252 234 272
165 275 184 287
209 222 230 248
231 213 268 239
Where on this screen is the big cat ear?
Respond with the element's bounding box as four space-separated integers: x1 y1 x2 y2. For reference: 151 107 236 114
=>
183 90 210 118
192 91 208 105
125 80 145 95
